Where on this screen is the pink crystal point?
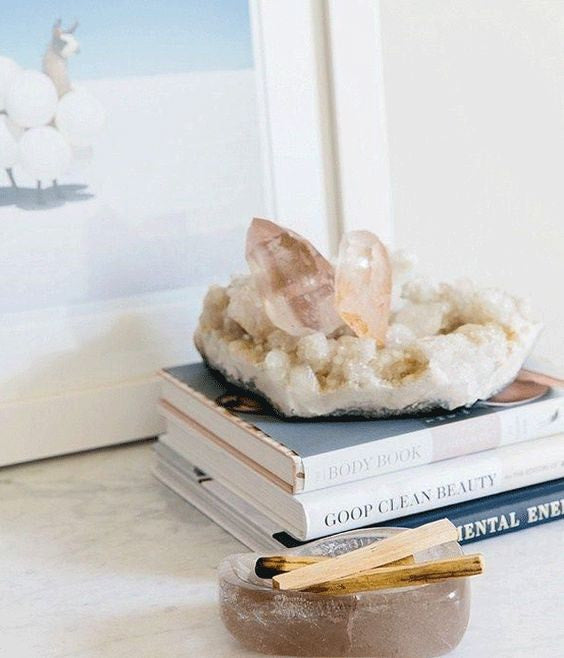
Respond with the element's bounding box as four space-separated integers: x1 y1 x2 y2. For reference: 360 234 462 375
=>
246 218 342 336
335 230 392 346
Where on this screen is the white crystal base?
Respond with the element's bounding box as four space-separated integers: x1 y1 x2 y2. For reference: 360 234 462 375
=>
195 276 541 418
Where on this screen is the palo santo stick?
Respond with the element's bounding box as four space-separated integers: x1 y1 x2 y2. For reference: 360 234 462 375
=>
303 554 484 595
272 518 458 591
255 554 414 579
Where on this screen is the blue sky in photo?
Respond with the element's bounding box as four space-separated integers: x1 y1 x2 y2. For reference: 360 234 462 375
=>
0 0 253 78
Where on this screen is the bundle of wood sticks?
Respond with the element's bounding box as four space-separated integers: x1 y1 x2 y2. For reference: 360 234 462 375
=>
254 519 485 595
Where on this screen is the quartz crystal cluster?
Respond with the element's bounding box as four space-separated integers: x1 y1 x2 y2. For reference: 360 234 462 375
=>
194 218 541 417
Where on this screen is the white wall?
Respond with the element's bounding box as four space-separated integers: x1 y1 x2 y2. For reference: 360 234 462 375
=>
380 1 564 365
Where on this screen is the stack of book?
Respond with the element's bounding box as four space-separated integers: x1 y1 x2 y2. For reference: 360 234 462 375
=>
154 363 564 550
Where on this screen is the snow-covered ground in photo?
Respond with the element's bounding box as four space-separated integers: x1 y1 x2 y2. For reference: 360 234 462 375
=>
0 70 264 314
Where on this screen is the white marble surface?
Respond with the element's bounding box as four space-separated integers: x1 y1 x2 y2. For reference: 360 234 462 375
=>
0 441 562 658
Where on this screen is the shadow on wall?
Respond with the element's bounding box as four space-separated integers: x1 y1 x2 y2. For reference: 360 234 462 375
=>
0 184 93 210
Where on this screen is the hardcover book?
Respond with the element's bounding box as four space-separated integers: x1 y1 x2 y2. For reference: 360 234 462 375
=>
159 362 564 493
153 444 564 551
155 414 564 540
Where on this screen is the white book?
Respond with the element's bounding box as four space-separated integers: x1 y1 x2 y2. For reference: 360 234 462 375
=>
153 444 564 551
159 413 564 541
160 363 564 493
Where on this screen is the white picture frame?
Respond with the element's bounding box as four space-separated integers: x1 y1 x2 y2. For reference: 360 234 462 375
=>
1 0 392 465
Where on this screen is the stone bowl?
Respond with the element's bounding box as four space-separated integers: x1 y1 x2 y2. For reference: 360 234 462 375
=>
218 528 471 657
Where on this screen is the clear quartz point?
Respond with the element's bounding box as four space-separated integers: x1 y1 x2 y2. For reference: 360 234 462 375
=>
335 230 392 346
246 217 342 337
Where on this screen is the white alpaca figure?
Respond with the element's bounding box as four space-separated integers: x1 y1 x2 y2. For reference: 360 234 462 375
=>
38 19 79 198
43 19 80 99
1 20 78 194
1 19 103 201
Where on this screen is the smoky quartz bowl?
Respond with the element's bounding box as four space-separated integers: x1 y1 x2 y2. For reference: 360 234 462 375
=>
218 527 471 657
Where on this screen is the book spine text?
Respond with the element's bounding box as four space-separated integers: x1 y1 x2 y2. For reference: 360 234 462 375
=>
301 396 564 491
300 435 564 539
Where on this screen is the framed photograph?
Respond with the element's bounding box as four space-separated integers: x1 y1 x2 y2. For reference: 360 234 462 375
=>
0 0 392 464
0 2 269 463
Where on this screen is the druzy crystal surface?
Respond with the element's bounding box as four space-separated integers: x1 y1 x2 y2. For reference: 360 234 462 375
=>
335 230 392 346
194 219 541 417
246 217 342 337
218 528 471 657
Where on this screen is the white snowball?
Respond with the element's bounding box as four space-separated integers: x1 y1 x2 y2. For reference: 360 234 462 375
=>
56 90 105 146
5 70 58 128
0 56 20 112
0 115 19 168
19 126 71 181
4 115 23 139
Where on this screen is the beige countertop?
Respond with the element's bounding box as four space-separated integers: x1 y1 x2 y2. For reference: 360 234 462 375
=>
1 441 562 657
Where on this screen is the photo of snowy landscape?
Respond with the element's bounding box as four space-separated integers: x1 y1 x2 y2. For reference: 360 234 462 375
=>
1 69 262 312
1 1 262 313
0 1 265 401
